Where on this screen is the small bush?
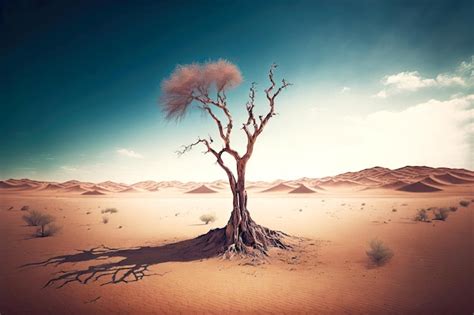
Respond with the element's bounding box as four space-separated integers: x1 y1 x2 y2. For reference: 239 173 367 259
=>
449 206 458 212
21 205 29 211
392 208 397 212
101 208 118 214
199 213 216 224
102 216 109 224
22 210 54 226
414 209 429 222
366 239 393 266
433 208 449 221
459 200 470 207
38 223 61 237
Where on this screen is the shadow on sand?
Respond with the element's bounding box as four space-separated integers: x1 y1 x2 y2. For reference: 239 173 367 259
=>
21 228 226 288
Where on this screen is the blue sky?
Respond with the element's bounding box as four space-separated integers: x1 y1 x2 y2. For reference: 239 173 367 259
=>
1 0 473 183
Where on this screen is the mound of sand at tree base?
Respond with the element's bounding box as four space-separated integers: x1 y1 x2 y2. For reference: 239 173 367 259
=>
397 181 442 192
261 183 295 192
185 185 217 194
81 190 105 195
433 173 474 185
289 184 316 194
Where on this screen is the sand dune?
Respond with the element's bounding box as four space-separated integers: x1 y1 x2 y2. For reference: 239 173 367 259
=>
40 183 64 191
81 190 105 195
320 179 361 188
119 187 145 193
64 185 89 193
2 166 474 195
397 181 442 192
289 184 316 194
380 180 410 190
185 185 217 194
261 183 295 193
421 176 448 187
433 173 474 185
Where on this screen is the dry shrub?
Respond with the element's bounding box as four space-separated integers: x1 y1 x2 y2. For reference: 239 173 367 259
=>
22 210 59 237
449 206 458 212
38 223 61 237
23 210 53 226
102 216 109 224
21 205 29 211
366 239 394 266
433 208 449 221
200 213 216 224
414 209 429 222
101 208 118 214
459 200 470 207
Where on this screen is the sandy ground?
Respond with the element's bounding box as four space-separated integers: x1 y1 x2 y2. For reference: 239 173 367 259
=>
1 190 473 314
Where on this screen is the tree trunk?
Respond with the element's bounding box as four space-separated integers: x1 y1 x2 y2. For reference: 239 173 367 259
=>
223 163 287 256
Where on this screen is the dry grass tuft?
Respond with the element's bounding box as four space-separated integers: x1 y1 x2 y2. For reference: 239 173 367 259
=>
366 239 394 266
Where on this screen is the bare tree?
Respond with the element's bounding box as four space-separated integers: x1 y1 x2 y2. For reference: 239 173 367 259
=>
161 60 291 257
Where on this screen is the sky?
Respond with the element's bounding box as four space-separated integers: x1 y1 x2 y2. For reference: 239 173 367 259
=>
1 0 473 183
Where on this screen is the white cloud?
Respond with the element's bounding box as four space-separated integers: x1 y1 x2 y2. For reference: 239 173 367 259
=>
248 94 474 179
374 56 472 98
337 94 473 169
117 148 143 159
340 86 351 93
458 55 473 77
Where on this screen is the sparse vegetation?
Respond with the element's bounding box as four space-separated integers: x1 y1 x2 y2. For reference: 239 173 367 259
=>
414 209 429 222
200 213 216 225
22 210 59 237
101 208 118 214
102 216 109 224
392 208 397 212
433 208 449 221
449 206 458 212
22 210 52 226
459 200 470 207
38 223 61 237
21 205 29 211
366 239 394 266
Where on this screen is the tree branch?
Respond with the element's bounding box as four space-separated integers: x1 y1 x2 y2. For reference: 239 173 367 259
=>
242 64 291 161
176 137 237 189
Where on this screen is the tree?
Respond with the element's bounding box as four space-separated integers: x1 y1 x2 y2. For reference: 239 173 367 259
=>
161 60 291 257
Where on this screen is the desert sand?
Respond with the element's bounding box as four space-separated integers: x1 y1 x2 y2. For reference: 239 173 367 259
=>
1 166 473 313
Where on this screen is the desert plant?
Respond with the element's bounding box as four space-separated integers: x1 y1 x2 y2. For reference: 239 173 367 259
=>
38 223 61 237
200 213 216 225
433 208 449 221
392 208 397 212
449 206 458 212
101 208 118 214
22 210 53 226
22 210 57 237
102 216 109 224
21 205 29 211
459 200 470 207
366 239 393 266
414 209 429 222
